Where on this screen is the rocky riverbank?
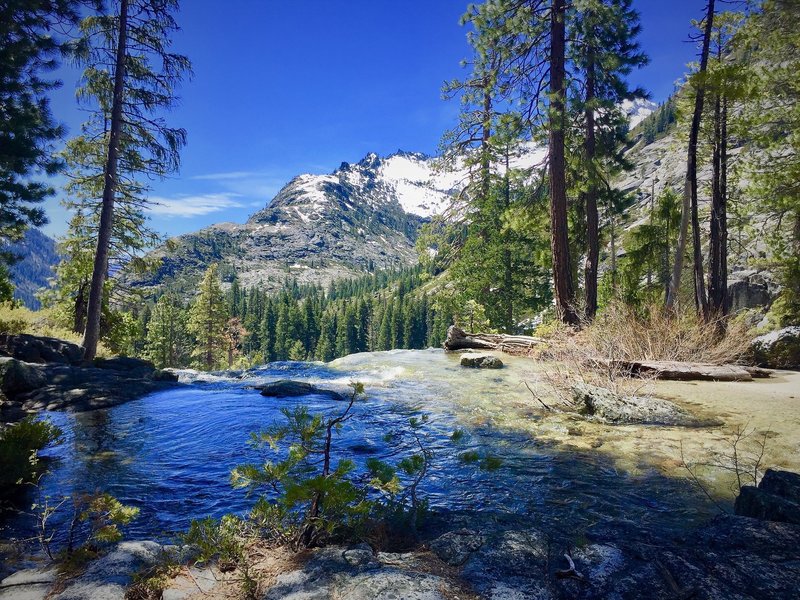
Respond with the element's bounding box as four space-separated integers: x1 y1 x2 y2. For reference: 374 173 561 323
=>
0 334 180 422
3 505 799 600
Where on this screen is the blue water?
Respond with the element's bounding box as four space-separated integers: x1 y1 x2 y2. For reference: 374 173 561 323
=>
2 350 713 545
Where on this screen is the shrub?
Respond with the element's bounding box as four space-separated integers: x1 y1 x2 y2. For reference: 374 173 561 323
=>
545 301 752 365
231 382 434 551
0 415 62 500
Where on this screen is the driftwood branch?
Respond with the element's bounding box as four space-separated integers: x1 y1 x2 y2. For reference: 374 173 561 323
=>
444 326 543 352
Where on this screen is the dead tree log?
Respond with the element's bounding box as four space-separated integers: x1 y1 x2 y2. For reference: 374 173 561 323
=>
587 358 759 382
443 326 543 352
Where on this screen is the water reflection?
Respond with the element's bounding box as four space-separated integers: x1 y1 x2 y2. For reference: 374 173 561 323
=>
2 349 717 546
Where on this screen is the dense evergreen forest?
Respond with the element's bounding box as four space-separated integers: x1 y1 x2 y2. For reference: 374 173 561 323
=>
133 265 458 370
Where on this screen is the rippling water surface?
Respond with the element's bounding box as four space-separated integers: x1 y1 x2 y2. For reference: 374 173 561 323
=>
2 349 715 543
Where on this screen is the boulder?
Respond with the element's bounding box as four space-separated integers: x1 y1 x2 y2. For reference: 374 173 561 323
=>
573 383 719 427
0 358 47 397
751 326 800 369
257 380 345 401
759 468 800 500
429 529 484 566
460 355 504 369
0 334 83 365
726 278 772 313
152 369 179 382
734 469 800 525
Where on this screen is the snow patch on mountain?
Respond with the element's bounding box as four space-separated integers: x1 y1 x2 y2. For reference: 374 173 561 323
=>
622 98 658 129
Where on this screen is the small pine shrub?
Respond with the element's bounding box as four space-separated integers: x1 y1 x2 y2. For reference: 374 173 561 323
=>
0 415 62 499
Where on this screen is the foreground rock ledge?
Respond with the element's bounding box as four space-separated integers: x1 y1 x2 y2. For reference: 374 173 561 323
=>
4 514 800 600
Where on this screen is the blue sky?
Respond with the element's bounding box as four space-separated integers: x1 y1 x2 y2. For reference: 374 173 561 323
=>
43 0 704 239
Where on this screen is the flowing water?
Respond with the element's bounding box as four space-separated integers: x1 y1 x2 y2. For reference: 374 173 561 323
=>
4 349 799 547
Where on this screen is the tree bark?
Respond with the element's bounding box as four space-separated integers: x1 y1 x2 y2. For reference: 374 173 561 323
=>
81 0 128 360
667 0 715 317
549 0 579 325
584 58 599 320
502 148 513 332
709 85 728 318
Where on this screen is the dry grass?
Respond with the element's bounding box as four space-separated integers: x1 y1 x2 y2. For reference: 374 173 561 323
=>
543 302 752 366
0 302 113 358
528 302 755 407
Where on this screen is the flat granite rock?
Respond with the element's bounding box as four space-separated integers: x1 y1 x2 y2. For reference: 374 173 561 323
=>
573 383 721 427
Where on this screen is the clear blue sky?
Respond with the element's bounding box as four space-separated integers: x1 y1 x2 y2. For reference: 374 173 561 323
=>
43 0 705 240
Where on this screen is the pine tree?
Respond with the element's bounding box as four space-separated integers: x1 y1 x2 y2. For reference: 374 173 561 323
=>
187 265 228 371
738 1 800 322
0 1 78 278
572 0 648 319
77 0 191 360
144 294 189 368
667 0 716 317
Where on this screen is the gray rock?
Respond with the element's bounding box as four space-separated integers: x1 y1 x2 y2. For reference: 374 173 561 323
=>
257 380 345 401
152 369 179 382
0 358 47 397
573 383 717 427
0 334 83 365
751 326 800 369
460 355 504 369
429 529 484 566
0 357 180 420
734 486 800 525
726 278 772 313
759 468 800 501
52 541 162 600
333 568 452 600
734 469 800 525
0 567 57 600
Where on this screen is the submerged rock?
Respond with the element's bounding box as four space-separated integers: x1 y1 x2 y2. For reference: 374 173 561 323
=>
460 355 504 369
735 469 800 524
751 326 800 369
257 379 345 401
573 383 719 427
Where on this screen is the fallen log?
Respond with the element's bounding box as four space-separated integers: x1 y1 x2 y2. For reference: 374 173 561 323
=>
588 358 759 382
443 326 543 352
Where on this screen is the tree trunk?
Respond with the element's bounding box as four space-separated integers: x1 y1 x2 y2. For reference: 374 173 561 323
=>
667 0 715 317
81 0 128 360
584 59 599 320
502 148 513 332
549 0 579 325
709 84 728 319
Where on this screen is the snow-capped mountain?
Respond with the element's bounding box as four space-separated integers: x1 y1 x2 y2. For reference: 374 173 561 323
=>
131 100 654 292
621 98 658 129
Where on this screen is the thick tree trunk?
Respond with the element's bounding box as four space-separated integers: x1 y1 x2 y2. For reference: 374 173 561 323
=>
667 0 715 316
709 89 728 318
81 0 128 361
549 0 579 325
584 61 599 320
